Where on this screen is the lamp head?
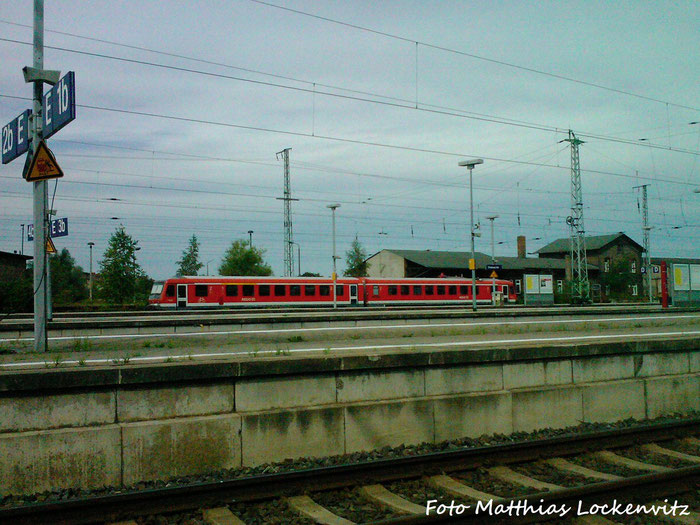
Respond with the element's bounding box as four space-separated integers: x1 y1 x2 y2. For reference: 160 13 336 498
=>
458 158 484 169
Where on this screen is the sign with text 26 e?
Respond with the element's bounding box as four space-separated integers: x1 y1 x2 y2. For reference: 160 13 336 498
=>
2 109 32 164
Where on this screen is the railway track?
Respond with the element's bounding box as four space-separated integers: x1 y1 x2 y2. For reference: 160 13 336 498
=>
3 419 698 524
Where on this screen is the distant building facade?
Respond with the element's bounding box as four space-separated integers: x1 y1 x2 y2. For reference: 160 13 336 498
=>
0 250 31 280
536 232 643 301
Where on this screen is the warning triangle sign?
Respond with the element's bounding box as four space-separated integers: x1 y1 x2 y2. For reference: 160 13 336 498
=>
24 140 64 182
490 271 498 278
46 237 56 254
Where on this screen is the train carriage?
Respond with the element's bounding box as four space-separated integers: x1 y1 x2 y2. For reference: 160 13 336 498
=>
149 276 517 308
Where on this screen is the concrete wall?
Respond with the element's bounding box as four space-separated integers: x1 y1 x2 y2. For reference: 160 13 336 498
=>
366 250 406 278
0 342 698 495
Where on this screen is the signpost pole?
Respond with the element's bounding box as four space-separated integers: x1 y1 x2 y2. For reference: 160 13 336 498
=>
31 0 48 353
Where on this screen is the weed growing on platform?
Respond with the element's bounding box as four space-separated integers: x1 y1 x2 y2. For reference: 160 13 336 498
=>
70 338 92 353
287 335 304 343
78 358 86 366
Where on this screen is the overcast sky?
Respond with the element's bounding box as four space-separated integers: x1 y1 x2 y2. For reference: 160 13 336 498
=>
1 0 698 279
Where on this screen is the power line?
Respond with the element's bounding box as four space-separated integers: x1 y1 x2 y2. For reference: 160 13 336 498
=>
246 0 700 112
2 37 699 156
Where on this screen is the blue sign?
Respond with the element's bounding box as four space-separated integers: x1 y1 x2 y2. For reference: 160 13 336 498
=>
2 109 32 164
43 72 76 140
27 217 69 241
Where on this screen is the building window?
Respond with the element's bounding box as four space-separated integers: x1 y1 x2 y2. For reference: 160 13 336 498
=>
557 280 563 293
515 280 522 294
631 260 636 273
631 284 638 296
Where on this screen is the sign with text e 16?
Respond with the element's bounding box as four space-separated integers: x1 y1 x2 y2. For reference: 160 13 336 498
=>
43 71 76 140
2 109 32 164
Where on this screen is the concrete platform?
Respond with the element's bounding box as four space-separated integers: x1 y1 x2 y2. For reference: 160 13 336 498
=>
0 334 697 495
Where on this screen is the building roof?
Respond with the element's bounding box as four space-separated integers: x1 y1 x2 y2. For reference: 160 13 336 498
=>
651 257 700 265
0 250 32 261
536 232 643 255
373 249 596 272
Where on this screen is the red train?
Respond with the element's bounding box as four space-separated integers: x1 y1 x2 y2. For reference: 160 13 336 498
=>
148 276 517 308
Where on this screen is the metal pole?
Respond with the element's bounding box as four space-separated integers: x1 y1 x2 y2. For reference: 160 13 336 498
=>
327 204 340 308
469 167 477 312
248 230 253 247
88 242 94 301
487 215 498 303
21 224 24 255
32 0 48 352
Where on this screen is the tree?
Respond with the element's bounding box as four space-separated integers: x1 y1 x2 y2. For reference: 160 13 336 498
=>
0 268 32 314
50 248 88 304
219 240 272 276
599 255 639 300
344 236 368 277
98 226 149 304
301 271 321 277
176 234 203 276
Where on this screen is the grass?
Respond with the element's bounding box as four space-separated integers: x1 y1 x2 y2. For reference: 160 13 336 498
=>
287 335 304 343
70 338 92 353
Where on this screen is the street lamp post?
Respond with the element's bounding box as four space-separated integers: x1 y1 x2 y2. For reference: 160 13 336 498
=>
87 242 95 302
486 215 499 304
458 159 484 312
248 230 254 247
327 204 340 308
291 242 301 276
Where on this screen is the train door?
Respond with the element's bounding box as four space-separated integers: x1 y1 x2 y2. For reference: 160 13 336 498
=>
177 284 187 307
350 284 358 305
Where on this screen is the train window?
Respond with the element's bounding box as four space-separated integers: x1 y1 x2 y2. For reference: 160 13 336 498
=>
166 285 175 297
290 285 301 296
259 285 270 297
460 285 469 295
372 285 380 296
448 285 457 295
195 285 208 297
401 285 410 295
425 285 434 295
275 285 286 296
437 286 445 296
336 285 344 296
413 285 422 295
242 285 255 297
225 285 238 296
388 285 398 295
305 285 316 296
319 285 330 296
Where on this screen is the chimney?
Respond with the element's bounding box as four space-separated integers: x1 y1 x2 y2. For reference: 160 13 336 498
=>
517 235 526 258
